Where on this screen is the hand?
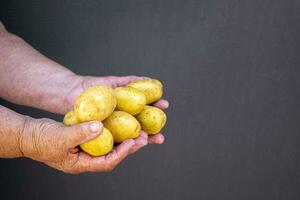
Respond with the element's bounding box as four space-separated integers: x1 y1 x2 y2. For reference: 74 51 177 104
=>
21 118 149 174
64 75 169 145
0 25 168 169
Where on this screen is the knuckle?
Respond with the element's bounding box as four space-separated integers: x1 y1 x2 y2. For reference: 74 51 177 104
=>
75 124 85 134
107 76 117 80
129 75 137 79
63 165 83 174
106 167 114 172
104 163 115 172
64 168 81 174
67 125 87 144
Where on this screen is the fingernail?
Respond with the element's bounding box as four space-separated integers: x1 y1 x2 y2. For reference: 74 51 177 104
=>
90 122 100 133
165 101 169 108
142 139 148 146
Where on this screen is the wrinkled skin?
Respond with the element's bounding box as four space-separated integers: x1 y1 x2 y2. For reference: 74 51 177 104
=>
0 21 169 174
21 117 148 174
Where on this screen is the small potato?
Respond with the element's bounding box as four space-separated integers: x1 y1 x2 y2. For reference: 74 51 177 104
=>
103 111 141 143
63 110 80 126
80 128 114 156
74 85 117 122
127 79 163 104
136 106 167 135
114 87 146 115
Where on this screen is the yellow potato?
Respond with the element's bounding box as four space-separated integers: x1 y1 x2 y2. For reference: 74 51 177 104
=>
80 128 114 156
127 79 163 104
114 87 146 115
103 111 141 143
63 110 80 126
74 85 117 122
136 106 167 135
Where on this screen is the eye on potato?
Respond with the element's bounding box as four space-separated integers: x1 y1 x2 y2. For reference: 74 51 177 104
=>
103 111 141 143
80 128 114 156
127 79 163 104
114 87 146 115
74 85 117 122
136 106 167 135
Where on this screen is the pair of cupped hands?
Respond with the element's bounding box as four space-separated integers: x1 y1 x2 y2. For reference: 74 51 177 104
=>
25 75 168 174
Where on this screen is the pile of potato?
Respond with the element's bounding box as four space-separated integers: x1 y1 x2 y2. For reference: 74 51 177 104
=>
63 79 167 156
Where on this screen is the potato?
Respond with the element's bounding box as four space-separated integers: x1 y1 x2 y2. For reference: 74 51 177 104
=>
103 111 141 143
63 110 80 126
136 106 167 135
127 79 163 104
80 128 114 156
74 85 117 122
114 87 146 115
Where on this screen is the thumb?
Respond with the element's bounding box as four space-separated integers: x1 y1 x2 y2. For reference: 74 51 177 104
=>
64 121 103 147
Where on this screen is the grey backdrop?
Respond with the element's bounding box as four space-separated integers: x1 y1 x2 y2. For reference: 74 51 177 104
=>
1 0 300 200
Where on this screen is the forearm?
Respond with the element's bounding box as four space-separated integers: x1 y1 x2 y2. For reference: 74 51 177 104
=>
0 105 27 158
0 105 63 162
0 22 79 114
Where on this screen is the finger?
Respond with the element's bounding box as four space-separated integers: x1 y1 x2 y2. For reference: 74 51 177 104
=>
107 76 142 87
152 99 169 110
64 121 103 148
66 151 94 173
148 133 165 144
103 139 135 171
129 131 148 154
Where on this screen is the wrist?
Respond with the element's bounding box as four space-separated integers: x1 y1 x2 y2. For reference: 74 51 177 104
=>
62 74 84 113
0 106 28 158
38 72 81 114
19 116 39 160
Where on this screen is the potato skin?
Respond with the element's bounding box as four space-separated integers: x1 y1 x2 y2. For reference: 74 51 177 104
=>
127 79 163 104
80 128 114 156
136 106 167 135
103 111 141 143
114 87 146 115
63 110 80 126
74 85 117 122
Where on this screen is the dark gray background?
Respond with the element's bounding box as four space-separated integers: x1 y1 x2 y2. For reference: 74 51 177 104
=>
1 0 300 199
